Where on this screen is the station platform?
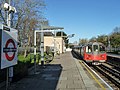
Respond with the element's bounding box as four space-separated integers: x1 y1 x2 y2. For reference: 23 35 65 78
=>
1 51 111 90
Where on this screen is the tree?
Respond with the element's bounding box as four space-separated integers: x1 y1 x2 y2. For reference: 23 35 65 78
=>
14 0 46 46
79 38 88 45
110 28 120 48
0 0 46 47
113 27 120 34
97 35 108 47
89 37 97 42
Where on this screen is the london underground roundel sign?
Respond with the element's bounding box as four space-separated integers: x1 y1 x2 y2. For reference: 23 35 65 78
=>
3 39 17 61
0 25 18 69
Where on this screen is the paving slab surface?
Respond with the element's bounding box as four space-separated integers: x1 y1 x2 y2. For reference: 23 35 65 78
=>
1 51 104 90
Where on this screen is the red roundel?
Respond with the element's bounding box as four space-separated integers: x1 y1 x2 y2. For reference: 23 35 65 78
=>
4 39 16 61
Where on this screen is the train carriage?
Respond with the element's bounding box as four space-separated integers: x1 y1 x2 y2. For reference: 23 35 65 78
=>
73 42 107 65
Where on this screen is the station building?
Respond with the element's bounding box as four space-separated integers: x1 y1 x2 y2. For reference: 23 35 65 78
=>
44 35 66 54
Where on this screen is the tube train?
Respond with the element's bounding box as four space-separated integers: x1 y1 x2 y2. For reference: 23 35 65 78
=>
73 42 107 65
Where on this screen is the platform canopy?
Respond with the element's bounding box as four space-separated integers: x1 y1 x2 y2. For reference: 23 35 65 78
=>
42 26 64 30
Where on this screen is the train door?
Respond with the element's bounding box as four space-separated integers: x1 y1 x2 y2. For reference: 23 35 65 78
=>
84 44 92 61
92 42 99 55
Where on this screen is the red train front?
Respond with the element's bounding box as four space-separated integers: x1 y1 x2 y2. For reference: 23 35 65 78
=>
83 42 107 65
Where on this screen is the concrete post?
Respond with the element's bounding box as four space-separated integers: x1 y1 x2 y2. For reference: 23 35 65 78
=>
7 0 13 83
40 25 44 66
34 31 37 73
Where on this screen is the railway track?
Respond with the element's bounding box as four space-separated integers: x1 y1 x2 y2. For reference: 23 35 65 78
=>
101 63 120 80
89 54 120 89
92 63 120 90
72 50 120 89
107 54 120 66
106 62 120 71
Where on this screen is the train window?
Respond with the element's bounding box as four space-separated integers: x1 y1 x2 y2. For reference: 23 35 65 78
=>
93 45 98 52
100 45 105 52
86 45 92 53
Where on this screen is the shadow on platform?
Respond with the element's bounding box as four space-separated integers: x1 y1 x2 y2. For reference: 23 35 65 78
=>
1 64 63 90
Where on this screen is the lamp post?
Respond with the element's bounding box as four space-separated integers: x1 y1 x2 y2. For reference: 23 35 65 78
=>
4 2 16 26
108 36 111 51
106 36 111 51
62 34 75 43
3 1 16 89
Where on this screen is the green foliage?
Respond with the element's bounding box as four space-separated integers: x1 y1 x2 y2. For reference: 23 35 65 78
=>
110 32 120 48
87 27 120 48
18 54 30 63
79 38 88 45
13 53 41 81
89 37 97 42
18 52 53 64
18 53 41 64
96 35 108 47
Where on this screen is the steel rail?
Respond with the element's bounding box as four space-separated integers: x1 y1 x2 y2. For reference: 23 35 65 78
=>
95 65 120 88
101 64 120 79
83 62 113 90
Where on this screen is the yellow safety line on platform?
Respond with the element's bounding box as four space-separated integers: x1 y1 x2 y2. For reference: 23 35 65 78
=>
79 61 106 90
